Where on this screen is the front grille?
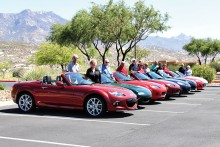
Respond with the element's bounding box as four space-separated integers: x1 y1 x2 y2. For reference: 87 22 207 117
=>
126 98 136 107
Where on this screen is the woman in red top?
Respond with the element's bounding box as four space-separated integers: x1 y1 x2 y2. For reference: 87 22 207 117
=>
137 63 145 74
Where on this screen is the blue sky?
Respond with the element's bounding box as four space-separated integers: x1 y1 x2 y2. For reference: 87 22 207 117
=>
1 0 220 38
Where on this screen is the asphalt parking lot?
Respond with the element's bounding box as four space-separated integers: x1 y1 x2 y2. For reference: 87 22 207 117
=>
0 87 220 147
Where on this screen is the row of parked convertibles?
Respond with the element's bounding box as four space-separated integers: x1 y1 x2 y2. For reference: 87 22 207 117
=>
11 70 208 117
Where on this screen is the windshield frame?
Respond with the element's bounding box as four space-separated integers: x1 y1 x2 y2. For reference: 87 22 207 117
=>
114 72 132 81
101 74 116 84
147 72 164 79
133 71 150 80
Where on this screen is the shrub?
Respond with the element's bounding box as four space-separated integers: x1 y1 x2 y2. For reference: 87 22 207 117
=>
20 67 59 81
209 62 220 72
0 84 5 90
192 65 216 83
12 68 25 78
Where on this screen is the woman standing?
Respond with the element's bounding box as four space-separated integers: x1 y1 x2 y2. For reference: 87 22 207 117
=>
185 65 193 76
86 59 101 83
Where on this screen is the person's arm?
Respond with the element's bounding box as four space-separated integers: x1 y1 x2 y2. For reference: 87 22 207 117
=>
67 63 71 72
98 71 101 83
85 69 90 78
76 64 80 72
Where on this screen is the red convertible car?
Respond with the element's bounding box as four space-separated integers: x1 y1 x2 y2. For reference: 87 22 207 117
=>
167 71 205 90
130 71 181 98
113 72 167 102
11 73 138 117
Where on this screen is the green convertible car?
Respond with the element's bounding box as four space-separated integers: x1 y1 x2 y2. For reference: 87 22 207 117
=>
101 74 152 103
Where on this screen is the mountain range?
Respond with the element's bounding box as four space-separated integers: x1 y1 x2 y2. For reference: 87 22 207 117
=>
0 9 191 51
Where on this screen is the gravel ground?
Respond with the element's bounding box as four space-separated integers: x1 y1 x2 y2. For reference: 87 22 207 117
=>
0 90 12 101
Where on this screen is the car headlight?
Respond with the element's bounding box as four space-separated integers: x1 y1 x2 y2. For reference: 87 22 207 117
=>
109 91 125 97
166 83 174 87
150 85 160 89
138 92 145 95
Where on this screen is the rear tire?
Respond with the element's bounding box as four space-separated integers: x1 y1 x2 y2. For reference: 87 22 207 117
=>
84 95 106 117
18 93 36 113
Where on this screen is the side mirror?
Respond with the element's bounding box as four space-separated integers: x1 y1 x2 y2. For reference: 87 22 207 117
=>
56 81 64 87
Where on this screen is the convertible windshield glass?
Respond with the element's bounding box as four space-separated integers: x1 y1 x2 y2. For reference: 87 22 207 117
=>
176 71 185 77
170 71 180 78
114 72 131 81
65 73 94 85
134 72 150 80
158 71 172 78
101 74 115 84
148 72 164 79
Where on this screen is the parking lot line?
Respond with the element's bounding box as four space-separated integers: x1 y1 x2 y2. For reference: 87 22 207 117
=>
0 113 151 126
183 98 214 100
0 136 89 147
160 102 202 106
139 110 184 114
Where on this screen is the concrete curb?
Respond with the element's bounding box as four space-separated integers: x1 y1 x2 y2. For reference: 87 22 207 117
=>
0 101 15 107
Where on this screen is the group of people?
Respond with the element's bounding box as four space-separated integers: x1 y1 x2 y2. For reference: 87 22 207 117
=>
67 54 193 83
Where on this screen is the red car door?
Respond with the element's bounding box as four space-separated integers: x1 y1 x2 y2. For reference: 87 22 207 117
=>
39 84 81 108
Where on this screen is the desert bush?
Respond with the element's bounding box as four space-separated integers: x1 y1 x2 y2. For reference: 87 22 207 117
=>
209 62 220 72
0 84 5 90
12 68 25 78
192 65 216 83
20 67 60 81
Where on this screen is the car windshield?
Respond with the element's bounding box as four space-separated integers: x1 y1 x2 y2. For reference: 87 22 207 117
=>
65 73 94 85
101 74 115 84
114 72 132 81
147 72 164 79
176 71 185 77
170 71 181 78
158 70 172 78
133 72 150 80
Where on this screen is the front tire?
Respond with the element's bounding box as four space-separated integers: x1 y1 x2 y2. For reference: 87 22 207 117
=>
84 96 106 117
18 93 36 113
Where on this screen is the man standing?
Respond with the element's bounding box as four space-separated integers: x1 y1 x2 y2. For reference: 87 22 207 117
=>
129 58 138 72
100 59 115 80
67 54 79 72
179 63 186 74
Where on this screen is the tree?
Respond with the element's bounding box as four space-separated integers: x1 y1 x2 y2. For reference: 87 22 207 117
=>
126 46 149 61
33 43 81 71
0 61 12 78
48 0 169 65
184 38 220 65
113 0 169 65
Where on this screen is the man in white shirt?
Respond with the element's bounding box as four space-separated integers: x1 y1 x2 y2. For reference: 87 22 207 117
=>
67 54 80 72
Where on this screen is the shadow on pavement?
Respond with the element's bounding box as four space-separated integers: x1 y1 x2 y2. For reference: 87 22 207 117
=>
0 107 133 119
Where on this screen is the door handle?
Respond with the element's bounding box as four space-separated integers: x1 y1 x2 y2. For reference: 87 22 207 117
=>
42 87 48 89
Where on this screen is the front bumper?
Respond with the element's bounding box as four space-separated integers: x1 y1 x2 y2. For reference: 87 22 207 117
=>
167 87 181 96
108 98 138 111
151 90 167 100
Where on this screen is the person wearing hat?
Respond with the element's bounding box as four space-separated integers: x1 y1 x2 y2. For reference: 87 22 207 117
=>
67 54 80 72
100 59 115 80
116 61 128 76
129 58 138 72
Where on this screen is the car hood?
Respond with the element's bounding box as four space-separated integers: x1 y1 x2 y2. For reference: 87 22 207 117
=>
121 80 166 89
108 83 152 96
